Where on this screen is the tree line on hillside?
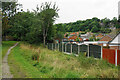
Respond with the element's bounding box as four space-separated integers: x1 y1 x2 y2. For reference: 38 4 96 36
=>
2 1 120 45
2 2 59 46
55 17 120 34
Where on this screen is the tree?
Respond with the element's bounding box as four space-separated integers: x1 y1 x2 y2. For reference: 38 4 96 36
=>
2 16 11 40
2 2 22 40
91 26 99 33
2 2 22 17
36 2 59 47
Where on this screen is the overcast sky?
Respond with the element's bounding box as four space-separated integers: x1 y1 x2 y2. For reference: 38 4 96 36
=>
18 0 120 24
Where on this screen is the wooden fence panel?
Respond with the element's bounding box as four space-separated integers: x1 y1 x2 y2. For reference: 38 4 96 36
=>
103 48 115 64
117 50 120 65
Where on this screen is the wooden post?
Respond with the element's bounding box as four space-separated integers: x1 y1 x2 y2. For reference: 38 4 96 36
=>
115 49 118 66
101 46 103 59
88 44 89 58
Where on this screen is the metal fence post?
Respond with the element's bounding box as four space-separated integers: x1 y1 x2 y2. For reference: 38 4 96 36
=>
101 46 103 59
58 43 59 51
115 49 118 66
71 44 72 54
87 44 89 58
78 45 79 54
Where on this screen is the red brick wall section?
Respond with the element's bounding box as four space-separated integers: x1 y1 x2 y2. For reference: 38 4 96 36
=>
117 50 120 65
103 48 115 64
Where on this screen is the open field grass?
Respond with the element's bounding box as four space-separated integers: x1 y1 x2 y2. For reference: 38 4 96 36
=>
2 41 17 58
8 42 118 78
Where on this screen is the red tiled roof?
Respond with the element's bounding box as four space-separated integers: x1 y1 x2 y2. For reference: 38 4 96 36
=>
96 34 104 38
99 35 112 41
68 35 83 41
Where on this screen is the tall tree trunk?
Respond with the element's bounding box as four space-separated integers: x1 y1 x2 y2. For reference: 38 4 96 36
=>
43 36 46 47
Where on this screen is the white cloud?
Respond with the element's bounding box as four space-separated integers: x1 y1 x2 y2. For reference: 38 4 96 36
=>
18 0 120 23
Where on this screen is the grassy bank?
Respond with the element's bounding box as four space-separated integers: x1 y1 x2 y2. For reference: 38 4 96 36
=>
8 42 118 78
2 41 17 58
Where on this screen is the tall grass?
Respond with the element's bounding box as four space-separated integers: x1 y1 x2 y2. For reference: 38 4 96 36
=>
8 42 118 78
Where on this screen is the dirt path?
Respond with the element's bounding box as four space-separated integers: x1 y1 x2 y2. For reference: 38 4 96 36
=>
2 42 19 78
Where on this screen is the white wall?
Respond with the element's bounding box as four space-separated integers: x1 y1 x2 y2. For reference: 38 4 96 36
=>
111 33 120 44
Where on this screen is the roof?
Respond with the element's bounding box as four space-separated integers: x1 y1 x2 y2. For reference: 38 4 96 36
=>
109 32 120 43
95 34 104 38
68 35 83 41
70 32 80 35
99 35 112 41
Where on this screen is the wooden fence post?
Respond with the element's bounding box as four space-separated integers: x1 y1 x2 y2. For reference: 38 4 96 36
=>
101 46 103 59
115 49 118 66
87 44 89 58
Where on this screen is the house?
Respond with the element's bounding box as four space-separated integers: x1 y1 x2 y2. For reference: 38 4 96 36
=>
99 35 112 42
68 35 83 42
95 34 104 39
109 32 120 50
81 32 93 41
83 41 108 46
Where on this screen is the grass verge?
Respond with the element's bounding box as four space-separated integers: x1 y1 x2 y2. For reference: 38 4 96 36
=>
8 42 118 78
2 41 17 58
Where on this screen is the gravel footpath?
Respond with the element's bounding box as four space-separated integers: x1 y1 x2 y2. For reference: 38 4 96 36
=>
2 42 19 78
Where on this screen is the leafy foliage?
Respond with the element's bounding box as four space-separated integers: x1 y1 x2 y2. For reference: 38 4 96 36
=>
55 17 119 33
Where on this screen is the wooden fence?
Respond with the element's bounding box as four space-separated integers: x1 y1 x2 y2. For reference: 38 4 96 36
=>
102 48 120 66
